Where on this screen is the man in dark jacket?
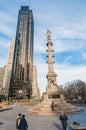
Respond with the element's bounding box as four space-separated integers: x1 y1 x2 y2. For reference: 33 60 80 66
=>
51 100 54 111
59 111 68 130
20 114 28 130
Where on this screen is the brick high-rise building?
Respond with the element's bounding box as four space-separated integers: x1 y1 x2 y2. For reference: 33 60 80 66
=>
9 6 34 99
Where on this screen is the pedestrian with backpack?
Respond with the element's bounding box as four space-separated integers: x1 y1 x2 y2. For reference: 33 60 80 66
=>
20 114 28 130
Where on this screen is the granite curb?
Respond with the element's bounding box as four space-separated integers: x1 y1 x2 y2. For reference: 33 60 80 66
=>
0 107 12 112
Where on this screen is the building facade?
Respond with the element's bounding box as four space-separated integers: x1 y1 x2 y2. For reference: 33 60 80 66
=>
9 6 34 99
0 66 6 94
32 66 40 98
2 39 15 97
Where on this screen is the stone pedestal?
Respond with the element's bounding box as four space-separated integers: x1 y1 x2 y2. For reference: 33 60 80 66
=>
60 94 66 104
27 93 81 115
43 92 48 101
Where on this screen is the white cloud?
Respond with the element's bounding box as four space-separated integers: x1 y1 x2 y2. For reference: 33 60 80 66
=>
56 65 86 86
34 51 86 94
0 21 16 38
37 62 86 94
0 11 16 39
63 56 73 64
53 39 86 53
0 57 7 67
34 37 46 53
0 39 11 47
0 12 15 24
34 22 86 54
37 63 47 93
55 22 86 39
81 51 86 60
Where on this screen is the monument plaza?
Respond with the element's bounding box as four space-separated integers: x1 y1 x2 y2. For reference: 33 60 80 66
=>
0 105 86 130
0 3 86 130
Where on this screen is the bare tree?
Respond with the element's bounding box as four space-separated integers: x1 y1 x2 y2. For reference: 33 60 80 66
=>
62 80 86 102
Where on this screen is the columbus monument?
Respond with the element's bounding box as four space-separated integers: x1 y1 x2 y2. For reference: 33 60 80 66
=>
46 29 60 96
27 30 79 115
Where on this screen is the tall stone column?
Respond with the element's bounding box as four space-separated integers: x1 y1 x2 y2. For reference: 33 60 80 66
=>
47 31 53 72
46 30 60 96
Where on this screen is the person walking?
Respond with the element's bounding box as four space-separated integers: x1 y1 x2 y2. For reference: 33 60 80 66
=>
20 114 28 130
16 113 22 130
59 111 68 130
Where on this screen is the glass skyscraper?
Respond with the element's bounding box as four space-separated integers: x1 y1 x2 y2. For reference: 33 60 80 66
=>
9 6 34 99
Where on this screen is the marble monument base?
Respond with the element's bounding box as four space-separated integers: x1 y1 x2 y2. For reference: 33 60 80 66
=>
27 93 82 115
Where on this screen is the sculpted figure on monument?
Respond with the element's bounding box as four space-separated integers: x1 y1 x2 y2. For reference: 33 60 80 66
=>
48 79 56 88
47 79 60 95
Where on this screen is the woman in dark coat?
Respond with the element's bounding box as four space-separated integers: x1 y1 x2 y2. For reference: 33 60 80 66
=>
20 114 28 130
59 111 68 130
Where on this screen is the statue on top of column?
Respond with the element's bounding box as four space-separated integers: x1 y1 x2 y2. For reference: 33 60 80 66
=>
46 29 51 42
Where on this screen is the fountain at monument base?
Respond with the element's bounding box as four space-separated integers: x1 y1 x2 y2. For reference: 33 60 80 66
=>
27 93 82 115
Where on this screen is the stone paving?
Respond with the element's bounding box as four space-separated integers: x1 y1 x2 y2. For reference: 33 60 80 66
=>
0 105 62 130
1 105 86 130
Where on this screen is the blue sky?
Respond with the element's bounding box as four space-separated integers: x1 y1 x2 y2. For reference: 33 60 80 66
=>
0 0 86 93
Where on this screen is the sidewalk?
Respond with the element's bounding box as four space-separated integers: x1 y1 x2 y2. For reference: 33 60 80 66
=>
28 114 62 130
0 106 62 130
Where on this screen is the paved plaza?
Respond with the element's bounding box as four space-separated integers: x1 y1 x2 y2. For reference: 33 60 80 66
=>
0 105 62 130
0 105 86 130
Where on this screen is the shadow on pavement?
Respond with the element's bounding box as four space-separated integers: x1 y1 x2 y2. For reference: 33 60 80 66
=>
0 122 4 125
53 121 62 130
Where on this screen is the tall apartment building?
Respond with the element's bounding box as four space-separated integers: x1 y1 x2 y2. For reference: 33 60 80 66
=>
9 6 34 99
2 39 15 97
0 66 6 94
32 66 40 98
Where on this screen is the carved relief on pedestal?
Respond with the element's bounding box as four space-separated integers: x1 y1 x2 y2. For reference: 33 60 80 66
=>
46 79 60 95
